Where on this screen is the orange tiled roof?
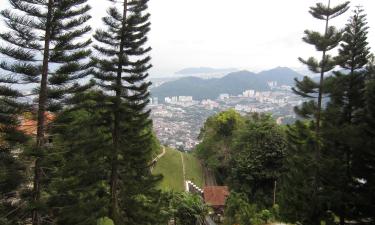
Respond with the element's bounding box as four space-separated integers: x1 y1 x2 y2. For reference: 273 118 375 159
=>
18 112 55 136
203 186 229 207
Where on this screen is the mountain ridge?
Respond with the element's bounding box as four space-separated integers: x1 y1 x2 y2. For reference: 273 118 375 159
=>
151 67 304 101
175 67 238 75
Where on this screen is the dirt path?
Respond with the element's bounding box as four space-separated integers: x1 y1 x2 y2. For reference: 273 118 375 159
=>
156 146 166 160
150 146 166 172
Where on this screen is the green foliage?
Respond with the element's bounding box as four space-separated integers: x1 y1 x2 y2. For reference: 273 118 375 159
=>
281 2 354 225
229 114 286 208
320 7 372 223
0 0 93 223
0 71 29 225
215 109 244 137
0 0 93 112
197 111 285 207
282 5 375 225
91 0 162 224
279 121 323 225
98 217 114 225
224 192 279 225
47 92 111 225
196 109 244 183
171 192 209 225
46 90 166 225
354 56 375 221
294 0 349 120
0 146 27 224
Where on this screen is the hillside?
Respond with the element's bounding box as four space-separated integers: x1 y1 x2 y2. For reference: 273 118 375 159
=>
151 71 268 101
152 148 204 191
151 67 303 101
257 66 305 85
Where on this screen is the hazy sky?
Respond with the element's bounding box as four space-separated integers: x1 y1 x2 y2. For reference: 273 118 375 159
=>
1 0 375 77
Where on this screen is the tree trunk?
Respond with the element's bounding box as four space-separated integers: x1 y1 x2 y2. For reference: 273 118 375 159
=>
315 0 331 157
109 0 128 224
32 0 53 224
273 180 277 206
313 4 331 215
340 215 345 225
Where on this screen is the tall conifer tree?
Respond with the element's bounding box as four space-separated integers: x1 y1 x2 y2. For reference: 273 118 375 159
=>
0 0 92 223
358 55 375 221
47 91 112 225
282 1 349 225
294 0 349 152
280 121 321 225
322 7 371 224
93 0 161 224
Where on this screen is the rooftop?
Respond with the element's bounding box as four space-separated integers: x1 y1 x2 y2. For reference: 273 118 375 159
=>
203 186 229 207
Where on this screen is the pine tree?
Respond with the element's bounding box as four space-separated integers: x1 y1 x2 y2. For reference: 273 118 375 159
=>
92 0 161 224
283 2 350 224
0 0 92 223
322 7 371 224
47 91 112 225
294 0 349 154
46 90 164 224
354 55 375 222
0 85 29 224
280 121 324 225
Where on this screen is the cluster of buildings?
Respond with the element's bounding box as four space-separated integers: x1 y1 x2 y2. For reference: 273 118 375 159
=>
164 96 193 103
150 104 205 150
149 81 303 151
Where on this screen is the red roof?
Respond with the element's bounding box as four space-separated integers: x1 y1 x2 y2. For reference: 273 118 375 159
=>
203 186 229 207
18 112 55 136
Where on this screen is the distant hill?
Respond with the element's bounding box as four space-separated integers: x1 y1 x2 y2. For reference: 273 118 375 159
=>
175 67 238 75
151 71 268 100
257 67 305 86
151 67 303 101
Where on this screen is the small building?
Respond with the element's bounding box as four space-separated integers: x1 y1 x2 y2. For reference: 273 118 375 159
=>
203 186 229 216
18 112 55 144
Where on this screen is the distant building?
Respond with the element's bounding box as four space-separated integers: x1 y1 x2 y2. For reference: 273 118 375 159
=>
153 97 159 105
242 89 255 98
164 96 179 103
165 97 172 103
268 81 278 89
201 99 219 109
178 96 193 102
219 93 229 100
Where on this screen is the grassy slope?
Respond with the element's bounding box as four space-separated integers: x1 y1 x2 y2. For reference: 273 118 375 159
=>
183 152 204 188
153 147 184 192
153 148 204 192
97 149 204 225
